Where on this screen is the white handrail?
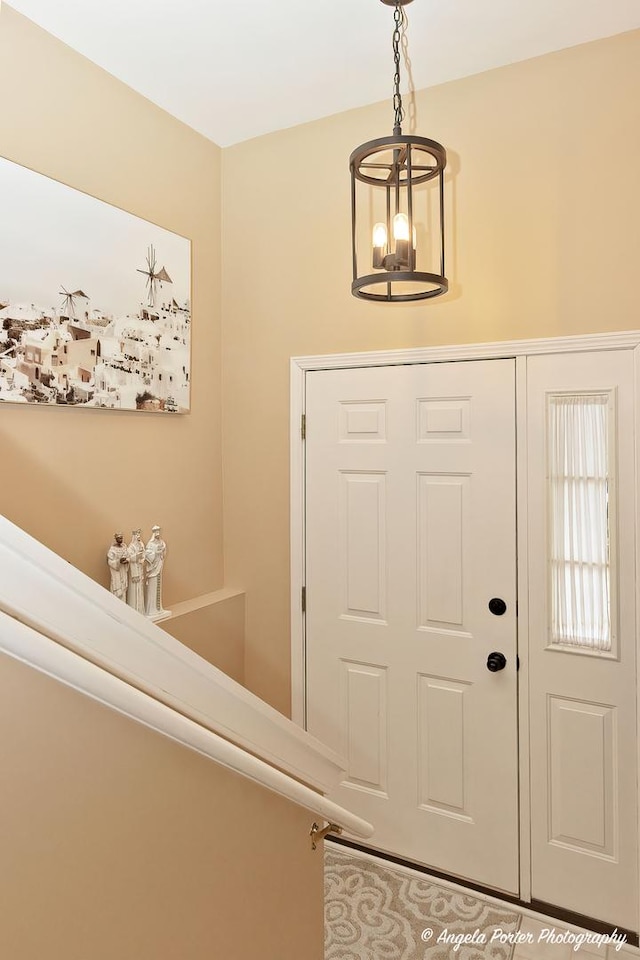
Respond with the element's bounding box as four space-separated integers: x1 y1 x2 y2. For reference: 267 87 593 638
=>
0 607 374 840
0 516 342 794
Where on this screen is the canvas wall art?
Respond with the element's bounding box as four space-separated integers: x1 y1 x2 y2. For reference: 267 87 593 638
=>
0 157 191 412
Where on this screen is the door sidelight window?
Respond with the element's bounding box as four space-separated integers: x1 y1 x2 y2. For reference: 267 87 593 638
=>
547 392 615 652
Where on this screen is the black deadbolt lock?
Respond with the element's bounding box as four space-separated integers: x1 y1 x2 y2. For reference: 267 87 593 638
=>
487 652 507 672
488 597 507 616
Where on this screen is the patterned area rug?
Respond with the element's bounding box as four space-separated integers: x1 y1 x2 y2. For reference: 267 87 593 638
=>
325 845 521 960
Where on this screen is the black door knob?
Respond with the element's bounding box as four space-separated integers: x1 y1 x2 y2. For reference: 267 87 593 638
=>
487 651 507 672
488 598 507 616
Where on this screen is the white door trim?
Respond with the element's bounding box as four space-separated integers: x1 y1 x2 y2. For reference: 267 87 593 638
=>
290 328 640 904
515 354 532 903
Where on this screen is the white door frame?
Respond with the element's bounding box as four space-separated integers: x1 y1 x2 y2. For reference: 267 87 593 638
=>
290 329 640 905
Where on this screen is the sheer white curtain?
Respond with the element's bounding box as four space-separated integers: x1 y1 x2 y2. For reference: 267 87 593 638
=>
548 394 612 651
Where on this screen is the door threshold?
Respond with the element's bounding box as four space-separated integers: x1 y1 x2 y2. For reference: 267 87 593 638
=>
329 836 638 947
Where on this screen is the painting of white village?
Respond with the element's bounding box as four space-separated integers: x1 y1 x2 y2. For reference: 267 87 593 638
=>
0 157 191 412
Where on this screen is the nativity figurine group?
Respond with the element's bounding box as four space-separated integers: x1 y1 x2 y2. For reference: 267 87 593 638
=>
107 525 168 620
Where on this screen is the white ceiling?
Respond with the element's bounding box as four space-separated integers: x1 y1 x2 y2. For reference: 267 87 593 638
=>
7 0 640 146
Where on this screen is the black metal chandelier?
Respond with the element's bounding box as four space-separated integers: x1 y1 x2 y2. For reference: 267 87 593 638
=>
350 0 448 302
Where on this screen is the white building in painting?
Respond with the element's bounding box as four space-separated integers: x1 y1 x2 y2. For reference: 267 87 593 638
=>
94 309 189 411
15 323 98 398
0 302 53 325
0 360 29 402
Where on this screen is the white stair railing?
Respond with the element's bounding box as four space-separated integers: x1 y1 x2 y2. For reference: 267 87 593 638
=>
0 516 373 841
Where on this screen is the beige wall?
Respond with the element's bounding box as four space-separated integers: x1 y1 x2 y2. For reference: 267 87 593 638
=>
0 6 223 606
162 590 245 683
0 651 323 960
221 29 640 714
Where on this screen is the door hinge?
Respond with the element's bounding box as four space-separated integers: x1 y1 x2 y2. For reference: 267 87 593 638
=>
301 585 306 613
517 654 520 671
301 414 306 440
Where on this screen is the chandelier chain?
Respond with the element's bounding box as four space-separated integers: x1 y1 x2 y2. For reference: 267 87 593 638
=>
392 3 405 133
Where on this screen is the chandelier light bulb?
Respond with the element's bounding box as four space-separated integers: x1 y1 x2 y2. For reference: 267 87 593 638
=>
393 213 409 241
373 222 388 248
393 213 411 267
372 222 388 269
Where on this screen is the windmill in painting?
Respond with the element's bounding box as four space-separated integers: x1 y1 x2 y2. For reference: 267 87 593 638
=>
59 287 90 322
0 157 191 412
137 245 172 310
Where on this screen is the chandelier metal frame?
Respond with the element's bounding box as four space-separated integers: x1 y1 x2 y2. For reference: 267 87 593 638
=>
349 0 448 302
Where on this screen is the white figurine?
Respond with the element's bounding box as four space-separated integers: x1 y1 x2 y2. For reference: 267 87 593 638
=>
144 525 168 619
107 532 129 601
126 528 146 614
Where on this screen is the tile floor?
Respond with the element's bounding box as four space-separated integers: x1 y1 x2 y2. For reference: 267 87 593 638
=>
328 843 639 960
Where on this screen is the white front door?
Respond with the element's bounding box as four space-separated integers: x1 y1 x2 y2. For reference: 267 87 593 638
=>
526 350 638 930
305 359 519 893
